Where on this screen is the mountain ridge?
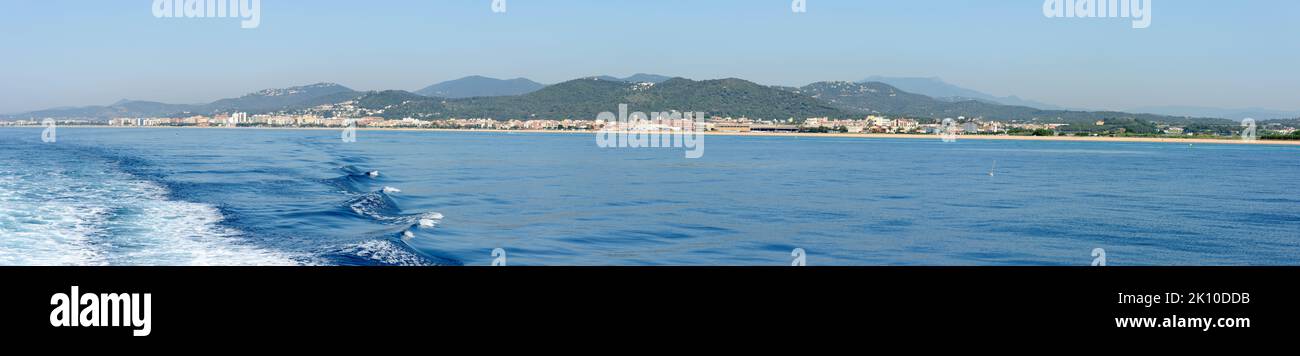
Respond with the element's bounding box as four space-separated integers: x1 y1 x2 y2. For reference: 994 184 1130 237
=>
861 76 1065 110
414 76 545 98
4 83 358 118
3 77 1241 126
356 77 854 120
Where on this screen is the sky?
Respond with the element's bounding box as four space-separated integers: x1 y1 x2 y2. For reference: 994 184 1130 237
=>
1 0 1298 114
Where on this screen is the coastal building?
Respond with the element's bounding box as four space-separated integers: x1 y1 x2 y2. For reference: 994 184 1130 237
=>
109 118 146 126
714 122 752 133
751 124 799 133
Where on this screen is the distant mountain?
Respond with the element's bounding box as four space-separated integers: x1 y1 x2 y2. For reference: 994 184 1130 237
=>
350 77 853 120
6 77 1238 126
621 73 674 83
1128 106 1300 120
861 76 1063 110
204 83 357 112
582 74 675 84
584 75 623 82
5 100 202 119
289 79 1227 125
791 81 1227 125
4 83 357 119
414 76 545 98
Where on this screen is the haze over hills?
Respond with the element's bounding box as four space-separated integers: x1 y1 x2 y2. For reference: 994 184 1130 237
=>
582 74 675 84
414 76 546 98
409 74 674 99
1128 106 1300 121
7 100 202 119
789 81 1228 125
620 73 674 84
861 76 1065 110
858 76 1298 121
6 83 359 119
2 75 1241 125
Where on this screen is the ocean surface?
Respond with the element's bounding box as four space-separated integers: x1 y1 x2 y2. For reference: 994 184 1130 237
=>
1 127 1297 266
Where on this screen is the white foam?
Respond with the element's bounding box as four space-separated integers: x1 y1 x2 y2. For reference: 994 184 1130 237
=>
418 212 443 228
0 192 109 265
0 158 302 266
111 181 303 266
345 240 430 266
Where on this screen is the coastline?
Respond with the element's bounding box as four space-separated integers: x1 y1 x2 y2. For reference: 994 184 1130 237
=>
12 125 1300 146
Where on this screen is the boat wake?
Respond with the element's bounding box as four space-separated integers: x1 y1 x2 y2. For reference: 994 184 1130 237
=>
0 143 305 266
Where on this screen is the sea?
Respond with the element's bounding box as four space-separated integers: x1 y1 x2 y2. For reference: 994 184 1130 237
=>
1 127 1297 266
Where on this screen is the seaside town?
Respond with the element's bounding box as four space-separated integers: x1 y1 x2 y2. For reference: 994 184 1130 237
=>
3 112 1297 139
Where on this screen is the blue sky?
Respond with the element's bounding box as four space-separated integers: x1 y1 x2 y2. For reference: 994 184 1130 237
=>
1 0 1297 114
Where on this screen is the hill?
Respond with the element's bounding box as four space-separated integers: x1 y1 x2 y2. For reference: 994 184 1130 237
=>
350 77 853 120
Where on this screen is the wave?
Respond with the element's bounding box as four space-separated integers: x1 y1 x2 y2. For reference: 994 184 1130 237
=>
322 165 380 194
327 165 456 265
332 237 460 266
345 189 444 222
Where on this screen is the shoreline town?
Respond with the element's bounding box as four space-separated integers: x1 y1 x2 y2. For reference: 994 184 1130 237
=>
3 111 1298 145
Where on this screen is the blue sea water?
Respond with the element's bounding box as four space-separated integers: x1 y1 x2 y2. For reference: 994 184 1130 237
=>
1 127 1297 266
